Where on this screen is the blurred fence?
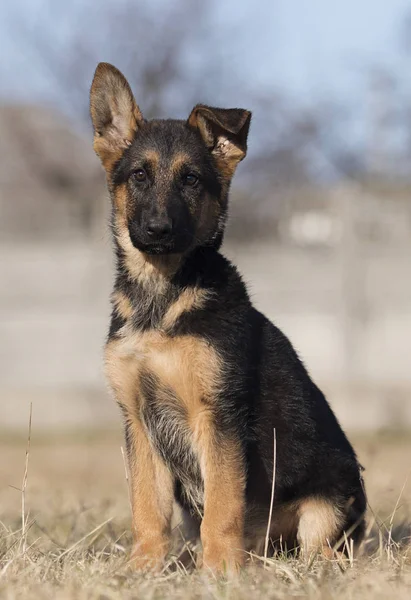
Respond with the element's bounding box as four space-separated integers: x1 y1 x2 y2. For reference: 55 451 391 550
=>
1 182 410 432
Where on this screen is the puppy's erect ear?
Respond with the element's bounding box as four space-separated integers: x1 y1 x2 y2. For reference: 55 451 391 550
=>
90 62 144 170
188 105 251 177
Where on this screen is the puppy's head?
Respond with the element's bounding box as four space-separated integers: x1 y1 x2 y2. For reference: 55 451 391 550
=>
90 62 251 256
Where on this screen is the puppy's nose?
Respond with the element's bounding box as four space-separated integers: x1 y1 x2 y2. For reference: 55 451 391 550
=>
146 217 172 239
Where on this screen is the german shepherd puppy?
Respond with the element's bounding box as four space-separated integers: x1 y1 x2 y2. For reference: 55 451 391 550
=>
90 63 366 573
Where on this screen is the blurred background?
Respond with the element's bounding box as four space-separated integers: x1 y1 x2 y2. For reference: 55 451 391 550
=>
1 0 411 433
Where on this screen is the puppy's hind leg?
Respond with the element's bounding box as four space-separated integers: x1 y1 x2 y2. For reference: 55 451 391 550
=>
297 497 344 557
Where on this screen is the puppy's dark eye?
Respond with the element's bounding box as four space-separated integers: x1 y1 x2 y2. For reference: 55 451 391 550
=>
184 173 198 187
131 169 147 183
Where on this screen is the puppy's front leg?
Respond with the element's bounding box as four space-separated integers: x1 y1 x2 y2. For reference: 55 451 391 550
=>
105 340 174 571
124 415 174 571
197 420 246 573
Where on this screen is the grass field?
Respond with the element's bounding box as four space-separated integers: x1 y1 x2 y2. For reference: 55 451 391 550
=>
1 428 410 599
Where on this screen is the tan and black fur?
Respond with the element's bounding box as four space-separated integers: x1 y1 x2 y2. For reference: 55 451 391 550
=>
90 62 366 573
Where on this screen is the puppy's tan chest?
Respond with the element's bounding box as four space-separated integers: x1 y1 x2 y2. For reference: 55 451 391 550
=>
104 329 221 417
105 329 221 509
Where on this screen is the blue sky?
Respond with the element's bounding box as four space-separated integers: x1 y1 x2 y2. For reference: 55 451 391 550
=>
1 0 410 117
216 0 411 103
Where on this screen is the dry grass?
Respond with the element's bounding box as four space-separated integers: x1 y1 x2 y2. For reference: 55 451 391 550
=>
1 427 410 599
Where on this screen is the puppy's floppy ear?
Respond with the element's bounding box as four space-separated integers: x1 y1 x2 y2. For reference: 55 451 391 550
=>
188 105 251 177
90 62 144 170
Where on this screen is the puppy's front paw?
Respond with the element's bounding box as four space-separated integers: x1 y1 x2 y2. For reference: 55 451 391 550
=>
129 537 169 573
202 537 245 576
